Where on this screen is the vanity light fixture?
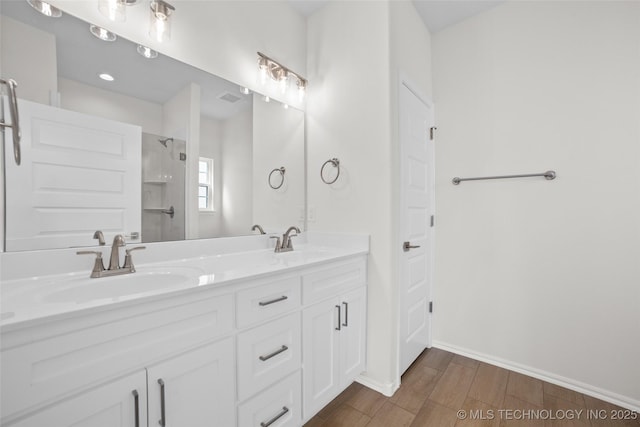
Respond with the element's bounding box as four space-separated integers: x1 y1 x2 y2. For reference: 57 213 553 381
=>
99 73 115 81
149 0 175 43
90 24 117 42
137 44 159 59
98 0 126 22
256 52 307 102
27 0 62 18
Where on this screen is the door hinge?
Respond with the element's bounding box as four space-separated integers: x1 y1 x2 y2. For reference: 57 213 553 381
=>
429 301 433 313
429 127 437 141
430 215 435 227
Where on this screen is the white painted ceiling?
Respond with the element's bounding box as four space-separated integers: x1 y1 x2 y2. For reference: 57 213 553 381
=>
288 0 504 33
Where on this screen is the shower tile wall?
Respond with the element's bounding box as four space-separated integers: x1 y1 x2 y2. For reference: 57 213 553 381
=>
141 133 186 243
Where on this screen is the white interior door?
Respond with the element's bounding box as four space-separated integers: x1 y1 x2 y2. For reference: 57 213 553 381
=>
4 98 141 250
398 82 435 375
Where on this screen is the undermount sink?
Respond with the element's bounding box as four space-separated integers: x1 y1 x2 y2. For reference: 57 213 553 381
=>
42 267 202 304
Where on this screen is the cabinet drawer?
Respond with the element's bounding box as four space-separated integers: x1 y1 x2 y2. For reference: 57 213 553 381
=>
238 370 301 427
302 258 366 305
236 276 300 328
1 294 233 420
237 312 301 401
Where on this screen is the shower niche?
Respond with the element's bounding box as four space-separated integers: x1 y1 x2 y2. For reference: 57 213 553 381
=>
141 133 186 243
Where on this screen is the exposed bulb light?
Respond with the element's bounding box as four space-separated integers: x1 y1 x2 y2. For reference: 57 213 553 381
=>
99 73 115 81
256 52 307 104
90 24 117 42
27 0 62 18
149 0 175 43
297 79 306 101
240 87 251 95
137 44 158 59
258 57 268 85
283 104 289 110
264 96 270 103
98 0 126 22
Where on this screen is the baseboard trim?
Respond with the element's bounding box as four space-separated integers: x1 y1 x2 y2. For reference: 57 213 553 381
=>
433 341 640 412
356 373 398 397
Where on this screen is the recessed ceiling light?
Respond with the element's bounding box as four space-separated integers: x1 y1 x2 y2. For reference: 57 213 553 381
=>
99 73 115 82
27 0 62 18
137 45 158 59
90 24 117 42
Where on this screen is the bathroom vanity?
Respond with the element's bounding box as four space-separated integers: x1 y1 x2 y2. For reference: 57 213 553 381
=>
0 233 368 427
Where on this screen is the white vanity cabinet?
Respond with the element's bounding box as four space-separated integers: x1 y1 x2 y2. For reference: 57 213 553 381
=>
8 339 235 427
1 252 368 427
7 371 148 427
301 261 368 420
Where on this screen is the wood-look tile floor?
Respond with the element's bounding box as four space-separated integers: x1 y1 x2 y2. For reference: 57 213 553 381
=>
304 348 639 427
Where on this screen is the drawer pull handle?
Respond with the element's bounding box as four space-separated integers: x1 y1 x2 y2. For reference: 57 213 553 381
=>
343 301 349 327
335 305 341 331
260 406 289 427
259 295 288 306
158 378 166 426
259 345 289 361
132 390 140 427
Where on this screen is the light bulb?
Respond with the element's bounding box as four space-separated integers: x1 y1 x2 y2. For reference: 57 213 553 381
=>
298 81 306 101
149 0 174 43
98 0 126 22
27 0 62 17
279 71 288 94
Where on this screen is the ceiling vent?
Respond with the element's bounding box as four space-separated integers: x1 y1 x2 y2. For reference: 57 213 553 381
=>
218 92 242 103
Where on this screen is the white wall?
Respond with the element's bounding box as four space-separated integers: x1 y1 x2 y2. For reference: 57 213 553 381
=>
0 15 57 105
252 96 305 232
199 116 224 238
162 83 201 239
307 1 396 392
221 108 253 236
432 1 640 408
49 0 307 109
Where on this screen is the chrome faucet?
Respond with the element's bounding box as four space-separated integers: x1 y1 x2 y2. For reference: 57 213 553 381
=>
273 226 301 253
77 233 146 278
252 224 266 234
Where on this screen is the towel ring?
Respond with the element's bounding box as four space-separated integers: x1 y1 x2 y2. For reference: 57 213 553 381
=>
321 158 340 184
268 167 286 189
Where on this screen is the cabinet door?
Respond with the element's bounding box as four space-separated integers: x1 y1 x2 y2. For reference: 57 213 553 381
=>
340 287 367 385
302 297 341 419
147 337 235 427
8 371 147 427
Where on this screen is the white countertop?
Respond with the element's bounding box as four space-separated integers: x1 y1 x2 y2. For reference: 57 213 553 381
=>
0 233 369 329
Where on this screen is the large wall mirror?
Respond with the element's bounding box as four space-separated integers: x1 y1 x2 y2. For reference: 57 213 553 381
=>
0 1 305 252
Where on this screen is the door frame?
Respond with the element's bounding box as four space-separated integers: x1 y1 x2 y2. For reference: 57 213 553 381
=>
394 73 436 386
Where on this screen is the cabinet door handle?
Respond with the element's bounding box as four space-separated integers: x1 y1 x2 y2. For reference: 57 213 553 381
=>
132 390 140 427
258 295 288 306
259 345 289 361
335 305 341 331
342 302 349 327
260 406 289 427
158 378 166 426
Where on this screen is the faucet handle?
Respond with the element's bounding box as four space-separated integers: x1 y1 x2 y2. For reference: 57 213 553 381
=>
270 236 282 252
123 246 146 271
77 250 105 278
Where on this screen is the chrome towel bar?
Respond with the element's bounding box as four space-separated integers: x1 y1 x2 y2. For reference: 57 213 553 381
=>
452 170 556 185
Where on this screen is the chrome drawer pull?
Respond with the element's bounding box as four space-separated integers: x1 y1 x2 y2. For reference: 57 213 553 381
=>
335 305 341 331
260 406 289 427
342 301 349 327
158 378 166 426
259 295 288 306
132 390 140 427
259 345 289 361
